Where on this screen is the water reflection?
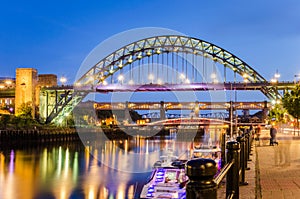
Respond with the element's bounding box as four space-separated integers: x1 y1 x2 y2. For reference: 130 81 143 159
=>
0 129 223 199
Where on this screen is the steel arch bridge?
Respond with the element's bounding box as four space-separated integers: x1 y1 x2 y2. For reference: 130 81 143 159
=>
46 35 280 124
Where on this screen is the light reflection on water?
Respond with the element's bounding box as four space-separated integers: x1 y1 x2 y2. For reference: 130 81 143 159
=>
0 130 222 199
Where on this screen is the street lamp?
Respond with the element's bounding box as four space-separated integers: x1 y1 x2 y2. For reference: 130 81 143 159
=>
270 78 277 83
118 74 124 84
128 79 134 85
271 70 280 83
60 76 67 86
148 74 154 84
274 72 280 79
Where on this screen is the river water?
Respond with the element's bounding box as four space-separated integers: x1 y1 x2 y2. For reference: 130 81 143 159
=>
0 129 222 199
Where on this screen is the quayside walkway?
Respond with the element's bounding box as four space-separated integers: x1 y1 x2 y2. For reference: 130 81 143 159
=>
217 129 300 199
256 129 300 199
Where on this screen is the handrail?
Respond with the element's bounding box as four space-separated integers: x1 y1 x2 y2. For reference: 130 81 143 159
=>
214 159 234 186
227 192 235 199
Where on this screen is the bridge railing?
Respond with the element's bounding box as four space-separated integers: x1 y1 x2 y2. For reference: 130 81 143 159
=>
185 130 253 199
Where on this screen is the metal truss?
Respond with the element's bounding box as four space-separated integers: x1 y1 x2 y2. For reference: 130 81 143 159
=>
75 35 280 100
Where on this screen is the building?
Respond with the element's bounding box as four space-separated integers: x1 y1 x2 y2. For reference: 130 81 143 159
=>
0 68 57 118
15 68 38 117
0 77 15 114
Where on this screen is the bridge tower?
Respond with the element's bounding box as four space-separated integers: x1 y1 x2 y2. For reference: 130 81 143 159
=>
124 101 131 124
262 100 268 122
15 68 38 118
160 101 166 120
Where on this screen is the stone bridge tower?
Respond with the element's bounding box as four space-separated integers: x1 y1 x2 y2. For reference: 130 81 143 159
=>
15 68 38 118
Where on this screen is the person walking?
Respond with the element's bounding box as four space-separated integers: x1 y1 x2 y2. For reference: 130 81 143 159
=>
270 126 278 145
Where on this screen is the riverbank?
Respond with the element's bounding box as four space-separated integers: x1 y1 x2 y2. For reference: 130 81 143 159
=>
0 126 175 144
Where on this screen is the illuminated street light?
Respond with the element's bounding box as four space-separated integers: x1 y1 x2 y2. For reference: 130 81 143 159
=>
148 74 154 83
157 78 162 85
128 80 134 85
102 80 108 85
242 73 248 78
118 60 123 68
60 76 67 86
213 78 219 83
128 56 133 63
118 74 124 84
274 72 280 79
179 73 185 80
270 78 277 83
137 52 142 59
210 73 216 79
5 80 12 85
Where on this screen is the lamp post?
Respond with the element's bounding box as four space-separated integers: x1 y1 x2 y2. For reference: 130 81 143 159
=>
60 76 67 86
118 74 124 84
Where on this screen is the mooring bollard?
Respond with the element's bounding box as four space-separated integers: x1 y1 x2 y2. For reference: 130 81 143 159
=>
226 141 240 199
243 133 250 170
247 132 252 159
237 136 248 186
185 158 218 199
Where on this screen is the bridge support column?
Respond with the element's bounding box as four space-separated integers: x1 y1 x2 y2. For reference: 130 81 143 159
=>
124 101 131 124
160 101 166 120
262 100 268 123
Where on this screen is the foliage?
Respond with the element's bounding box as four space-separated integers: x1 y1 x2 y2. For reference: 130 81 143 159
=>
268 103 286 123
0 114 40 130
282 84 300 133
282 84 300 121
16 102 33 118
0 114 10 129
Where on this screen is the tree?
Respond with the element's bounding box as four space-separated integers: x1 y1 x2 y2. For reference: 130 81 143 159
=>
0 114 10 129
268 104 285 123
16 102 33 118
282 84 300 133
268 103 287 133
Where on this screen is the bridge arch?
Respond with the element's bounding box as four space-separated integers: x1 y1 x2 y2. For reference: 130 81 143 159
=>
46 35 281 124
75 35 280 99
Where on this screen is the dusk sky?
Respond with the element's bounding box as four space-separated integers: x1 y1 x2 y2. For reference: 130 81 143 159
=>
1 0 300 84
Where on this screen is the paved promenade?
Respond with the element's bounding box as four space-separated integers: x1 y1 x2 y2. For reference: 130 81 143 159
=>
218 129 300 199
256 129 300 199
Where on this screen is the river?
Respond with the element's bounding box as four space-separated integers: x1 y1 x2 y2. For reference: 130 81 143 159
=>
0 129 222 199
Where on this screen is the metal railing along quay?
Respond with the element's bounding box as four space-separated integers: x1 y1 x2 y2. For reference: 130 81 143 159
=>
186 130 253 199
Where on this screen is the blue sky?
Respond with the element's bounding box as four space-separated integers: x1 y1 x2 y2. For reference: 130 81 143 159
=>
1 0 300 84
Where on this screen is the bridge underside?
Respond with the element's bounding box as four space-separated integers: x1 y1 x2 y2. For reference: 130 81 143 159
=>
96 82 293 93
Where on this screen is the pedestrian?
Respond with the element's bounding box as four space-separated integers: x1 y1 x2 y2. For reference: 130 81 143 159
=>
270 126 278 146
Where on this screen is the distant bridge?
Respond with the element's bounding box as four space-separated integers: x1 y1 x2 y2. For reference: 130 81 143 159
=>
93 101 268 111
